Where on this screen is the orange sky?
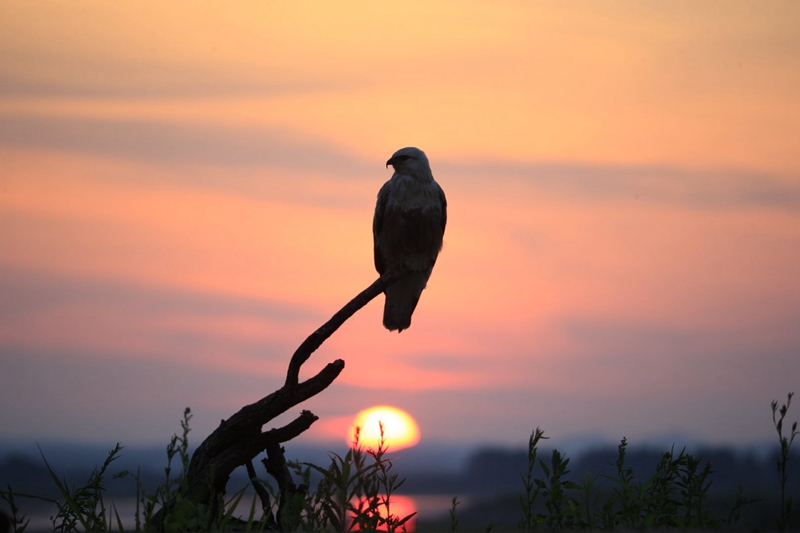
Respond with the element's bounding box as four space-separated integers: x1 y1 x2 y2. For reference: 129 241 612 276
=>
1 2 799 449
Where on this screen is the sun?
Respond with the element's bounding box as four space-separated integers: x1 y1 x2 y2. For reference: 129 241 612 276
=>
347 405 421 451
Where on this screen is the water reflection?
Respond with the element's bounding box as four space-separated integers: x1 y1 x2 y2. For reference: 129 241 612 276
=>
19 494 460 532
349 494 417 531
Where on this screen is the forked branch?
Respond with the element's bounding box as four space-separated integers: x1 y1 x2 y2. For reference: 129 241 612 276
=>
151 266 406 528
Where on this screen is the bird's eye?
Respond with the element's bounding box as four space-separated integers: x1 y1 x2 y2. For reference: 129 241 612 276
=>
397 155 411 161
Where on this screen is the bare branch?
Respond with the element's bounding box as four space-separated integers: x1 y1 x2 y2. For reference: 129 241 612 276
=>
246 460 273 525
264 439 304 528
151 269 405 528
285 266 406 388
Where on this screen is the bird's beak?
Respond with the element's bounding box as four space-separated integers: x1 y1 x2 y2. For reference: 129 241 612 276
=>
386 157 394 169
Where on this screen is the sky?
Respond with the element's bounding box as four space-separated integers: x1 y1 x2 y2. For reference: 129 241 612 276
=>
1 1 799 452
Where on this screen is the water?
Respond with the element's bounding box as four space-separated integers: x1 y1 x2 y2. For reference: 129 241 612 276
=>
17 494 462 532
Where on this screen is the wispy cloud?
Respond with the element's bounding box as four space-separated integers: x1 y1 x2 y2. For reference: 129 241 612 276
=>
4 113 798 215
0 267 319 322
442 159 800 211
0 267 322 371
0 59 358 100
0 114 373 174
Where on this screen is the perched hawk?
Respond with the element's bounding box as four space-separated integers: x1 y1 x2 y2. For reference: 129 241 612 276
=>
373 147 447 332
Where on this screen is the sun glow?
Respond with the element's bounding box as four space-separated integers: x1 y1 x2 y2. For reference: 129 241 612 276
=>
347 406 421 452
349 494 417 532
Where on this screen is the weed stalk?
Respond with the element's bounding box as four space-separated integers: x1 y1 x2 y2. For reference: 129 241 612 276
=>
772 392 798 531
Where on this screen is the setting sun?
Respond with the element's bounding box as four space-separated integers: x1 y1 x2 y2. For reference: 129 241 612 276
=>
347 406 421 452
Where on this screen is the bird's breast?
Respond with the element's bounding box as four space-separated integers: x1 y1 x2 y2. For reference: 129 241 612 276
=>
385 174 442 211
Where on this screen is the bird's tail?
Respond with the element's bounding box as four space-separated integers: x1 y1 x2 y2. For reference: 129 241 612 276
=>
383 271 430 332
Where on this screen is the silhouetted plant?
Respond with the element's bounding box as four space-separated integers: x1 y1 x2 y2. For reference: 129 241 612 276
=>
602 437 638 528
772 391 798 531
303 423 416 532
509 431 760 532
537 449 581 530
726 484 759 526
0 486 35 533
518 427 546 533
369 423 417 532
573 471 602 530
39 443 124 532
448 496 460 533
675 452 715 528
10 394 800 532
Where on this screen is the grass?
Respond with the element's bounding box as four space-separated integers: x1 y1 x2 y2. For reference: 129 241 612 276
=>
1 394 797 532
298 424 416 532
514 434 726 530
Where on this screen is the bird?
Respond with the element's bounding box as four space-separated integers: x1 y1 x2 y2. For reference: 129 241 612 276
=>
373 147 447 332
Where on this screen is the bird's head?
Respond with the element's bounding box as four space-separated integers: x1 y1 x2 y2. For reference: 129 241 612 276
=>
386 147 431 178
